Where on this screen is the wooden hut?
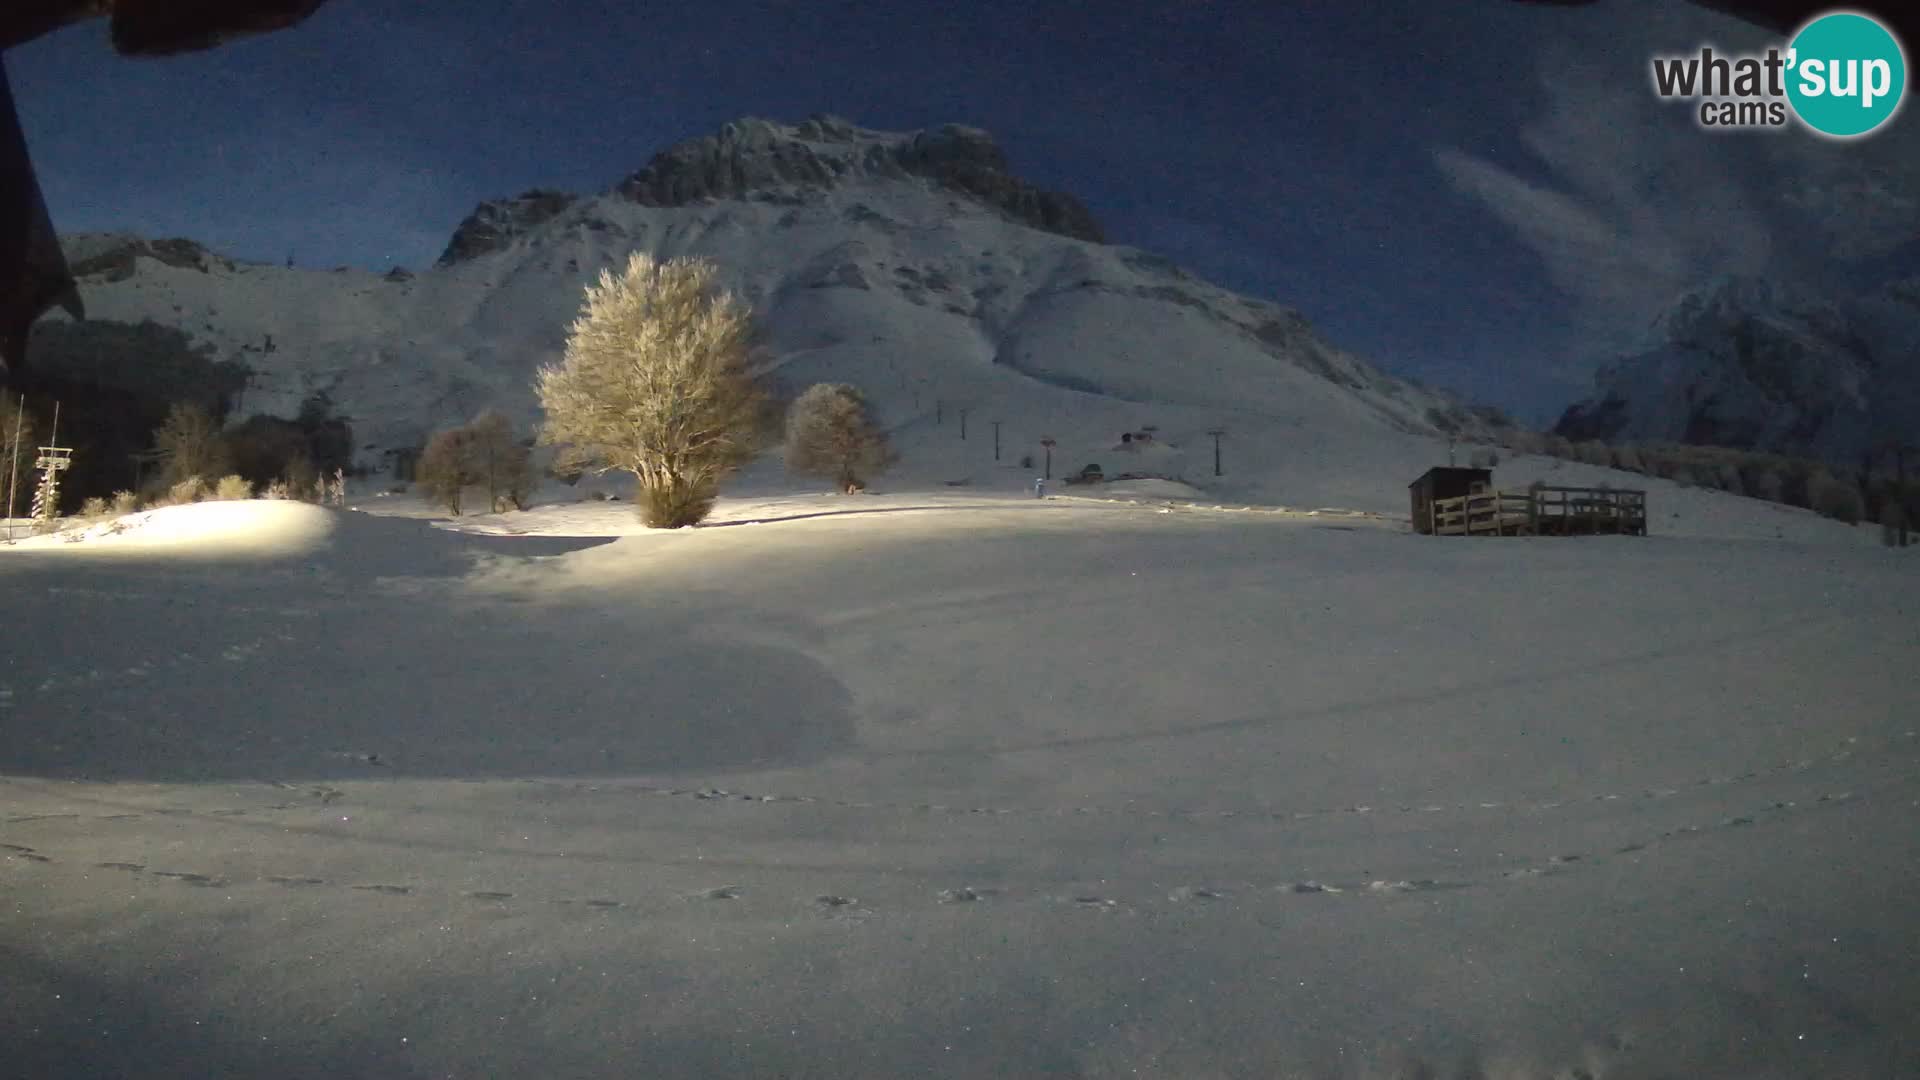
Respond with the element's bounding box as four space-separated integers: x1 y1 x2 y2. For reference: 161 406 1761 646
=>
1408 466 1491 535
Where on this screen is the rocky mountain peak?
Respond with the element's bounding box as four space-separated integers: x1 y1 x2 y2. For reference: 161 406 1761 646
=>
613 114 1104 244
1556 273 1920 461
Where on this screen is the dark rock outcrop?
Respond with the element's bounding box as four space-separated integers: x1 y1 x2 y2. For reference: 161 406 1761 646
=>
435 189 579 268
65 234 223 281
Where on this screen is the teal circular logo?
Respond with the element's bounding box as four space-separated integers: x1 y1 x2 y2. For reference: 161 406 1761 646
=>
1786 11 1906 137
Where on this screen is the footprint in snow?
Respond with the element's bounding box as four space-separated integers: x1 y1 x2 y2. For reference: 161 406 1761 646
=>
464 891 514 901
1169 886 1226 902
268 875 328 887
937 887 996 903
700 885 743 901
351 884 413 896
152 871 222 886
1365 880 1454 894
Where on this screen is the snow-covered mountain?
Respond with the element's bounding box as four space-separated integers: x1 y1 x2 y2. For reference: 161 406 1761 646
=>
1556 274 1920 464
44 115 1490 502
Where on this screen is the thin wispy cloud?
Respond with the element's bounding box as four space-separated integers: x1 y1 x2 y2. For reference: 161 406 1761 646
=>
1433 0 1920 376
1433 51 1772 361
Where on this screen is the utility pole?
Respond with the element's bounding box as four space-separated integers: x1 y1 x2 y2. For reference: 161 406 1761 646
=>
1207 429 1225 477
959 408 969 440
1899 443 1911 548
1040 437 1055 480
4 393 24 544
991 420 1002 462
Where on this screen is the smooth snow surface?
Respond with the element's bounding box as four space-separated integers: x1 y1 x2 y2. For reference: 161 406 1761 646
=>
3 493 1916 1078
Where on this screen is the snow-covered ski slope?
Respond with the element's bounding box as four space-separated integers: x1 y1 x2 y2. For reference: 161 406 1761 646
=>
2 492 1915 1077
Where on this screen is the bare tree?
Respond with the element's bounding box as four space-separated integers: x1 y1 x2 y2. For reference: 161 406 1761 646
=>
467 410 535 511
2 390 34 521
784 383 893 493
152 402 231 492
417 426 478 515
536 252 763 528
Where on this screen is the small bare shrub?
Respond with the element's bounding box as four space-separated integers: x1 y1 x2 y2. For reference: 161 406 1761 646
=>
80 496 109 519
164 476 207 506
110 490 141 516
213 474 254 501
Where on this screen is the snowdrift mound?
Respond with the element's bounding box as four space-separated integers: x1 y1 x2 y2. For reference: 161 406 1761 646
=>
8 500 338 557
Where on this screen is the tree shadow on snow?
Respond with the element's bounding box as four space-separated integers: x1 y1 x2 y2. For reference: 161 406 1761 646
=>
0 514 857 783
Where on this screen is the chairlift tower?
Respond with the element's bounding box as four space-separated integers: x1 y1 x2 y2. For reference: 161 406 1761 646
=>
30 402 72 529
31 444 73 527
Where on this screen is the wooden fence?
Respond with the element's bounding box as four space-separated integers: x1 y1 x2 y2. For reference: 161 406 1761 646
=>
1429 486 1646 537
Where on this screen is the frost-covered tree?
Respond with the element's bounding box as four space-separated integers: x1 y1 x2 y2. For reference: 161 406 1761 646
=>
537 252 763 528
784 383 893 493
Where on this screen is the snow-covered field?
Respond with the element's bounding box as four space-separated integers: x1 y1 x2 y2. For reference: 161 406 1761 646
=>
2 485 1916 1078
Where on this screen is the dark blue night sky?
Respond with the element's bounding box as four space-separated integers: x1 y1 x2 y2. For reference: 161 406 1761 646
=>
11 0 1917 421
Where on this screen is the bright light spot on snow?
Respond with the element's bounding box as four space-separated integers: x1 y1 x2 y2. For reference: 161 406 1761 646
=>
10 501 336 557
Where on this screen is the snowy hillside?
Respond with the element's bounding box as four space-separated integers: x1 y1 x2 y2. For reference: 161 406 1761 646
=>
1556 274 1920 464
45 115 1491 505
